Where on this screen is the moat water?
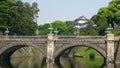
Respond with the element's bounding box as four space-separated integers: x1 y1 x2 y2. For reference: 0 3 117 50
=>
0 56 119 68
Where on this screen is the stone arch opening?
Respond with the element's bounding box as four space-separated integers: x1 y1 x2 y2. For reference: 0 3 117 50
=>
54 43 106 63
0 43 45 60
0 43 46 67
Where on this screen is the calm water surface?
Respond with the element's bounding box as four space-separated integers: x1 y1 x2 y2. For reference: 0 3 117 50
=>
0 57 119 68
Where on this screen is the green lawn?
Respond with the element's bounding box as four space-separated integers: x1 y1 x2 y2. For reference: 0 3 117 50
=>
73 47 101 57
73 58 104 68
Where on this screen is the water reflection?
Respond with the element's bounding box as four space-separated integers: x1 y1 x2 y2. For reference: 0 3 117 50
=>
0 57 118 68
59 57 104 68
11 57 42 68
0 58 14 68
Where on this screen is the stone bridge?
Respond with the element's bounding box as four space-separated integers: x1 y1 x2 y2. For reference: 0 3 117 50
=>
0 33 120 63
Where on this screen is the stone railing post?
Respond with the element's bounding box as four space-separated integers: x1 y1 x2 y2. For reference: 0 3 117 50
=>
106 33 115 62
47 34 54 63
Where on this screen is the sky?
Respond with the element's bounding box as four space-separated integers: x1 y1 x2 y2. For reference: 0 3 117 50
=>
22 0 111 25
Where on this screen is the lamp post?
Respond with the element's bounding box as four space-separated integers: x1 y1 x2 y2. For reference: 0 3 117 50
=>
74 25 80 36
105 24 113 34
54 28 58 36
48 24 53 34
5 28 10 36
36 27 39 35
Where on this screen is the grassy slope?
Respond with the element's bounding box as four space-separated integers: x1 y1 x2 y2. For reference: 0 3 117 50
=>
73 58 104 68
73 47 101 56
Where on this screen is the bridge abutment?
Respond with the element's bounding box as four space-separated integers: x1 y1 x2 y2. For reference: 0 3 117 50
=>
46 34 54 63
106 34 115 62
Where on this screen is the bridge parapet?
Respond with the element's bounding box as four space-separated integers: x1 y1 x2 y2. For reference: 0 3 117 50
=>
55 38 106 44
56 35 106 43
58 35 106 39
0 35 47 40
0 39 47 43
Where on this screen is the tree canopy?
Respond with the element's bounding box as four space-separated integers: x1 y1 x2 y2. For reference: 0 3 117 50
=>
91 0 120 35
1 0 120 36
0 0 39 35
38 20 74 35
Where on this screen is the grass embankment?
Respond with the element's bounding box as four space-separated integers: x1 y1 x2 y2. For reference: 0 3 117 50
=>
73 58 104 68
73 47 102 58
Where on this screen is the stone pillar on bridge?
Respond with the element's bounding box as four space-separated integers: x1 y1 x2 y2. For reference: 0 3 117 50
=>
46 34 54 63
107 34 115 62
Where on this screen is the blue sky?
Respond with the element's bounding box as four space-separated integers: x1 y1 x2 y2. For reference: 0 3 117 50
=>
22 0 111 25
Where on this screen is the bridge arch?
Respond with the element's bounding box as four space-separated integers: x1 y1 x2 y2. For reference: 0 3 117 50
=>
54 43 107 62
0 42 46 60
